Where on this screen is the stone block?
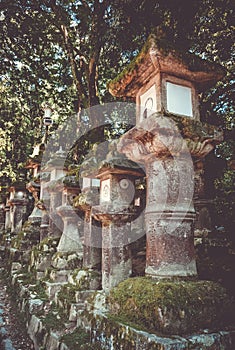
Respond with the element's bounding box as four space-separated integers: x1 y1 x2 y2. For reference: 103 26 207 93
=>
36 271 45 279
68 269 101 291
35 254 52 271
45 281 67 300
49 269 69 283
45 331 60 350
69 303 86 322
60 343 69 350
28 299 44 314
28 315 43 348
75 290 96 303
11 262 22 272
51 252 83 270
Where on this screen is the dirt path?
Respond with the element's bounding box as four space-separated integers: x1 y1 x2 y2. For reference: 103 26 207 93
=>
0 269 34 350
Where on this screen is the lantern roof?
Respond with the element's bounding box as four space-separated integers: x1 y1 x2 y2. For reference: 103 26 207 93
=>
108 33 225 98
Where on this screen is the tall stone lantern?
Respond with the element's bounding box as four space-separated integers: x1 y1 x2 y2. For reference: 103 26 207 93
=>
109 33 224 278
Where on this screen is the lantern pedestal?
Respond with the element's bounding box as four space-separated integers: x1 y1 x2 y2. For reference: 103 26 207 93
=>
74 186 102 271
56 205 83 254
27 181 42 224
47 188 63 238
93 208 133 291
83 207 102 270
118 114 223 278
4 205 11 231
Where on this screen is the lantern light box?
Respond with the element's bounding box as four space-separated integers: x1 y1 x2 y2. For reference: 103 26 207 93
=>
108 33 224 125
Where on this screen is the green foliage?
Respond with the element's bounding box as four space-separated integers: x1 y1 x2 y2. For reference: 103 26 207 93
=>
60 328 96 350
214 169 235 238
41 302 67 331
0 0 234 227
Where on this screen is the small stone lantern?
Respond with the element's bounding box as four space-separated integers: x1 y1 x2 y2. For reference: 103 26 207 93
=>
43 147 67 238
109 33 225 278
8 184 28 233
56 176 82 253
92 141 145 290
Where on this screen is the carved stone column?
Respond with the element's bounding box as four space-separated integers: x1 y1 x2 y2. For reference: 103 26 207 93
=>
83 208 102 270
144 157 196 277
118 114 223 278
39 172 50 240
37 199 50 241
0 205 5 231
93 211 132 291
26 181 42 224
4 204 11 231
48 187 63 238
74 187 102 271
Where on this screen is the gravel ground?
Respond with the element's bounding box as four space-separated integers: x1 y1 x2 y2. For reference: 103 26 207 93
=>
0 274 35 350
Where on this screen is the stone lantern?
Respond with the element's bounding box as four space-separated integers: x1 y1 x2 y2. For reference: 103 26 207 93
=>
92 140 145 290
43 147 67 238
25 156 42 224
56 176 82 253
8 184 28 233
109 33 224 278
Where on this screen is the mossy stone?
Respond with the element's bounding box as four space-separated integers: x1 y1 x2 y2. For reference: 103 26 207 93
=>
109 277 234 335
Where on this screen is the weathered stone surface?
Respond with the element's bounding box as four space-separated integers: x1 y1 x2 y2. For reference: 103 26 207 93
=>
56 205 83 253
68 269 101 291
49 269 69 283
45 281 67 300
28 299 44 314
89 311 235 350
11 262 22 272
51 252 83 270
9 199 28 233
46 331 61 350
145 214 196 277
28 314 44 350
69 303 85 322
92 216 132 291
83 210 102 271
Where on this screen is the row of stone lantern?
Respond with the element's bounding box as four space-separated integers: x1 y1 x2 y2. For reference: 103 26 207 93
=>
0 32 225 292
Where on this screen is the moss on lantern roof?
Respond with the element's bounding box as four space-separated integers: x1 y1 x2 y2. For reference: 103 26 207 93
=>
108 31 225 97
80 139 144 178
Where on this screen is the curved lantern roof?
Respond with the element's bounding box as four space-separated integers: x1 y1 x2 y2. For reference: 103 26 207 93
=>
108 33 226 98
